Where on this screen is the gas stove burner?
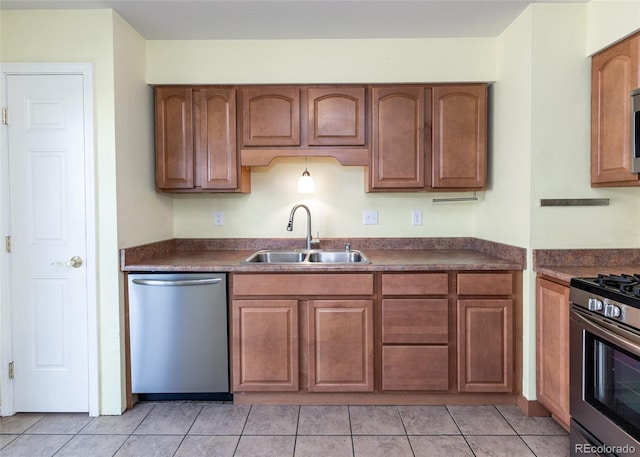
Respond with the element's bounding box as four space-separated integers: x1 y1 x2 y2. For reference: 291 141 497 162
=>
596 273 640 294
598 273 640 286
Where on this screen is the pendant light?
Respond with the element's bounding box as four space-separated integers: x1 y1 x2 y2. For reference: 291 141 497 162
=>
298 157 315 193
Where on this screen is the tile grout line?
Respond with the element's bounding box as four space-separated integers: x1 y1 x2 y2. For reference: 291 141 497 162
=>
493 405 540 457
348 405 355 457
292 405 301 457
111 402 157 457
446 405 479 457
170 402 205 457
232 404 252 457
396 406 417 457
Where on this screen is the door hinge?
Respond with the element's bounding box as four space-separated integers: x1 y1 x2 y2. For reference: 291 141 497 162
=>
8 362 14 379
5 236 10 253
2 107 6 125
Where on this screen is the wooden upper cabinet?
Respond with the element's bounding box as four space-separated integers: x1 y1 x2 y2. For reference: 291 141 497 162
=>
536 277 570 428
308 87 366 146
242 87 301 147
198 88 238 190
154 86 247 193
431 85 487 190
155 87 194 189
591 33 640 186
370 86 426 190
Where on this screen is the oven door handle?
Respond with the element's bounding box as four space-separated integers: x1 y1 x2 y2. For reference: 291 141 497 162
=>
571 309 640 357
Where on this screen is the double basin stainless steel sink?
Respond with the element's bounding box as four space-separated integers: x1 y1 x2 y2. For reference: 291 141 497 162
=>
244 249 371 265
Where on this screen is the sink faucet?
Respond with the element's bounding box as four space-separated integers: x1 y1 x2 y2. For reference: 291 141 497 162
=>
287 204 317 250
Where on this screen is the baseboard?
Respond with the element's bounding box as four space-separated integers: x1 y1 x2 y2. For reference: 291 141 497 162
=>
516 395 550 417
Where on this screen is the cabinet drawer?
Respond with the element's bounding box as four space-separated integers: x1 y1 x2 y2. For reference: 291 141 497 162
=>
233 274 374 296
382 345 449 391
382 299 448 344
457 273 513 296
382 273 448 295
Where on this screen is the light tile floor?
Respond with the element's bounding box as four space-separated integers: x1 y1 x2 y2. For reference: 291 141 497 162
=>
0 403 570 457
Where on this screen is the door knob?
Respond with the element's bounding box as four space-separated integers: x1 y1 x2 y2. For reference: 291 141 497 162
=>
51 256 83 268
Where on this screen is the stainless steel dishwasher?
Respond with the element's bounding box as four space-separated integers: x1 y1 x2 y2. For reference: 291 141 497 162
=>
128 273 230 401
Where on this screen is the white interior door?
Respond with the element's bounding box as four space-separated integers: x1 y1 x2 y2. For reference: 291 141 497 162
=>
6 73 89 412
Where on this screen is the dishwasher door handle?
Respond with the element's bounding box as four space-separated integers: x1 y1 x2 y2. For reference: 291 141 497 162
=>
132 278 223 287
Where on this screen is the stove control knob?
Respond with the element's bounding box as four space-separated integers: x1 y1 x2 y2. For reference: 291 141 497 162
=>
604 303 621 318
588 298 604 311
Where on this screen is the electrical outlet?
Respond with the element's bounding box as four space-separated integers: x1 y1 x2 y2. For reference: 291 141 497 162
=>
363 210 379 225
412 210 423 226
214 211 224 226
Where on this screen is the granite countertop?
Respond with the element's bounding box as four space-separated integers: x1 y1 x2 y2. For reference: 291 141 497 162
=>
121 237 526 273
534 249 640 284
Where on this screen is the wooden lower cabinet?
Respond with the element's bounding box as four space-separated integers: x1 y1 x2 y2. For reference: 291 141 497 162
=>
380 273 450 392
382 299 448 344
382 346 449 391
457 299 513 392
307 300 374 392
230 271 519 399
536 277 570 428
232 300 299 392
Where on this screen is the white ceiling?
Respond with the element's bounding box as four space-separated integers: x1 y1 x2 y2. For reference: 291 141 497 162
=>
1 0 587 40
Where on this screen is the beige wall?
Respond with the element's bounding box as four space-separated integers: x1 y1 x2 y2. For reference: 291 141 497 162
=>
588 0 640 54
113 13 174 413
146 38 497 84
484 2 640 400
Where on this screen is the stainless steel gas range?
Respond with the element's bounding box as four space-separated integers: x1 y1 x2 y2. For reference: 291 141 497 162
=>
570 274 640 456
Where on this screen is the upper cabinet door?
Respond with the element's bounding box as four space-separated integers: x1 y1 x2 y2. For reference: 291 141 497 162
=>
198 88 238 190
242 87 301 147
591 33 640 186
155 87 194 189
370 86 425 190
431 85 487 190
308 87 366 146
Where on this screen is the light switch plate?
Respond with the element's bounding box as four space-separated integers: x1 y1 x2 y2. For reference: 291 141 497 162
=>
363 210 378 225
412 210 423 226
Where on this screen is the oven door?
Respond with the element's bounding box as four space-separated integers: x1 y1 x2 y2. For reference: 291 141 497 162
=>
570 306 640 456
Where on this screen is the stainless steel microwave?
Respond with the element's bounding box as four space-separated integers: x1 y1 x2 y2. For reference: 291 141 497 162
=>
633 88 640 173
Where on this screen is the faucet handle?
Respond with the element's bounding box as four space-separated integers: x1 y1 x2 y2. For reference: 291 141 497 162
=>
310 232 321 249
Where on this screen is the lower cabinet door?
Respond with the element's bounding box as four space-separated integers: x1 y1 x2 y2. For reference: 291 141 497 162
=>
232 299 299 392
457 299 513 392
307 300 374 392
382 345 449 391
536 278 570 427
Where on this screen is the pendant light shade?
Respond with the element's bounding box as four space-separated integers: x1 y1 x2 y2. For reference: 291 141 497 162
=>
298 159 315 193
